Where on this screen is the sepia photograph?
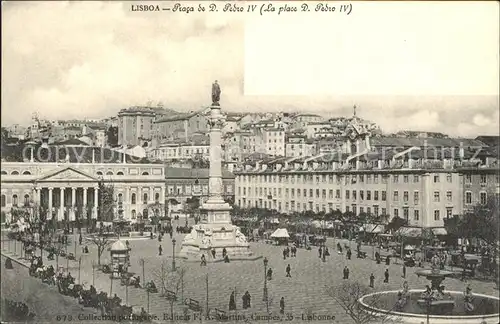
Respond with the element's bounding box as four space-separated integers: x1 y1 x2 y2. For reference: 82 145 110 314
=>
1 1 499 323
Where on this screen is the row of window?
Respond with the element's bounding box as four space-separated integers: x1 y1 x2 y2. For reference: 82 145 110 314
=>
238 187 458 204
1 170 151 176
237 199 453 222
1 194 30 207
465 174 499 184
238 173 421 184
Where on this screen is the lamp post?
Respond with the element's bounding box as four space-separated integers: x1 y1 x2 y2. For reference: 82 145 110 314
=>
262 257 268 302
172 238 176 271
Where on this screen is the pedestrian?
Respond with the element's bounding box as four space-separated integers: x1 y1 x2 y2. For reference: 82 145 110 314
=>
402 264 406 278
267 268 273 280
286 264 291 277
318 247 322 258
386 255 390 265
343 266 349 279
280 297 285 314
242 291 251 309
201 254 207 266
283 249 287 260
222 248 227 259
224 254 230 263
384 269 389 283
369 273 375 288
158 245 162 256
211 248 216 259
79 234 82 245
347 248 352 260
229 291 236 311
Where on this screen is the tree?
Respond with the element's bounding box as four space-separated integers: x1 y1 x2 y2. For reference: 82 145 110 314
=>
90 235 112 266
98 182 115 222
326 282 400 324
386 216 408 234
151 260 186 321
444 195 499 253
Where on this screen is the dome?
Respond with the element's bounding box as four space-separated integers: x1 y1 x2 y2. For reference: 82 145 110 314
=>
110 240 128 252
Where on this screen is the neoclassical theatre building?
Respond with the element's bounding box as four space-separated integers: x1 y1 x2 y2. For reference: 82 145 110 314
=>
0 145 235 225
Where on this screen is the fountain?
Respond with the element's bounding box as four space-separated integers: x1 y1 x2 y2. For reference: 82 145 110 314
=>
358 255 500 323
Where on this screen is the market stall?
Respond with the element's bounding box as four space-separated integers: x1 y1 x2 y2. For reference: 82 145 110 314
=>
270 228 290 245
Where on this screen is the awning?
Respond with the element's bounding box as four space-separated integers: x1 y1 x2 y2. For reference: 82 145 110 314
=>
360 224 385 234
395 227 423 238
431 228 447 236
270 228 290 238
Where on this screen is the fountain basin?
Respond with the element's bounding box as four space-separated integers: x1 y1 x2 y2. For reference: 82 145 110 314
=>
359 290 500 324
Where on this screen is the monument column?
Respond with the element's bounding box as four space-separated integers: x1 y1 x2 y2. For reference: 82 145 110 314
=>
206 105 226 205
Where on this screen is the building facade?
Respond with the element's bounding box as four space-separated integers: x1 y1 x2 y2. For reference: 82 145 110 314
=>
118 107 157 146
154 111 209 142
458 166 500 212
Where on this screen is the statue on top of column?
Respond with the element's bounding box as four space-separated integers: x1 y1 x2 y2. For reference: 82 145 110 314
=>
212 80 221 106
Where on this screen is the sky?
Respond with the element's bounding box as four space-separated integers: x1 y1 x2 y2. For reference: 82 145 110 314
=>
1 1 499 137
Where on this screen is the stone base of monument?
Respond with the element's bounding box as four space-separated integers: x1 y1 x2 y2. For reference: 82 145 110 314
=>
177 223 261 262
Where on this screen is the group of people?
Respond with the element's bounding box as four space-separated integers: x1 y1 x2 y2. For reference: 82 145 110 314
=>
229 291 252 310
282 246 297 259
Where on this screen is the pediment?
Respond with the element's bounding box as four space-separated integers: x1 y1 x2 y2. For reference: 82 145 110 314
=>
37 167 98 182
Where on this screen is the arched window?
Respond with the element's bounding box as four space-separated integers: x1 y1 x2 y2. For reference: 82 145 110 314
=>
96 171 103 176
155 193 160 202
106 171 113 176
142 172 149 176
1 195 6 207
143 209 148 219
11 171 19 175
24 194 30 206
118 193 123 203
22 171 31 175
12 194 18 207
131 210 136 219
117 171 124 175
1 171 7 175
143 193 148 204
131 193 136 204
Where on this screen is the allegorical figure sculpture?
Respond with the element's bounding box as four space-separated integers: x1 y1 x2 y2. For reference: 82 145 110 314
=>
212 80 221 106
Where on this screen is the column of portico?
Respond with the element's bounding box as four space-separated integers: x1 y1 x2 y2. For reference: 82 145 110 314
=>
60 187 65 221
93 187 98 219
83 187 88 216
36 187 42 205
70 187 76 221
48 188 53 220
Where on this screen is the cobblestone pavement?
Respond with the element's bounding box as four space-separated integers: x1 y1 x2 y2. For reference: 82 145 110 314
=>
2 232 498 324
0 255 118 324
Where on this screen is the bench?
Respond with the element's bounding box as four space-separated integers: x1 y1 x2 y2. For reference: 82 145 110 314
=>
184 298 202 312
209 308 227 321
164 290 177 301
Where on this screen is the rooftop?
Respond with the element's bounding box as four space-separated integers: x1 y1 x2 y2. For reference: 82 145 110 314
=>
166 168 234 179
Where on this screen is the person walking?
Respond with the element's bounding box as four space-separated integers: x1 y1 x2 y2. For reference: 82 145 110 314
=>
369 273 375 288
211 248 216 259
402 264 406 278
286 264 291 278
283 249 287 260
318 247 322 259
229 291 236 311
280 297 285 315
267 268 273 281
384 269 389 283
343 266 349 279
347 248 352 260
158 245 162 256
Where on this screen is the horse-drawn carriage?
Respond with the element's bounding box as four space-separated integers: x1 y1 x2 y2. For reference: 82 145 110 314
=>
120 273 141 288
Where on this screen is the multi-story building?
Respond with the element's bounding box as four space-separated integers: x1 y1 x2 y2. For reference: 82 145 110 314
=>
165 168 235 210
291 113 324 130
459 164 500 212
285 135 316 157
0 145 166 224
234 120 499 229
305 122 332 139
83 123 107 147
262 128 285 157
118 106 164 147
153 110 209 142
149 136 210 161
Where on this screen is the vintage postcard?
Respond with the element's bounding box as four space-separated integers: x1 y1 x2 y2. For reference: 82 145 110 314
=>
1 1 499 323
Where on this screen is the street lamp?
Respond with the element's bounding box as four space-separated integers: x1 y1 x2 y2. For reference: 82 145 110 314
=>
172 238 176 271
262 257 268 302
